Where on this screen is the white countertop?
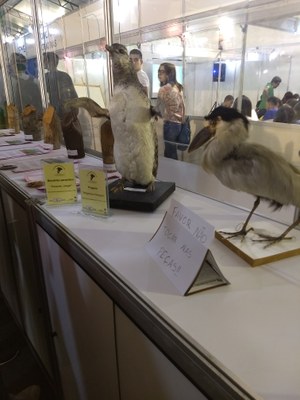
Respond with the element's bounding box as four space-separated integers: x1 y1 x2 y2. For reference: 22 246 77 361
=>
2 137 300 400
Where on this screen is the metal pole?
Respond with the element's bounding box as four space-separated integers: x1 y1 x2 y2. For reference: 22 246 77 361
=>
287 55 292 92
104 0 114 99
30 0 47 110
216 50 222 106
0 28 12 104
237 17 248 112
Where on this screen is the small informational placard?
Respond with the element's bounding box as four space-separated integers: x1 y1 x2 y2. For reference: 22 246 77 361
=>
146 199 229 295
79 164 109 216
43 158 77 205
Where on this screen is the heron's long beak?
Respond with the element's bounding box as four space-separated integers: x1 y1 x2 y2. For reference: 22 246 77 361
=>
188 126 213 153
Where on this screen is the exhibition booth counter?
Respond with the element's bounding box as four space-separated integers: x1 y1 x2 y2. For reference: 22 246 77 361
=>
0 136 300 400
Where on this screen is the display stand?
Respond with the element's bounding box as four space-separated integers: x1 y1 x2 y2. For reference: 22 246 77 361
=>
108 180 175 212
215 221 300 267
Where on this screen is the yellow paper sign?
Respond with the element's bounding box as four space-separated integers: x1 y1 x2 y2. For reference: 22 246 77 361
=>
79 166 109 216
43 160 77 205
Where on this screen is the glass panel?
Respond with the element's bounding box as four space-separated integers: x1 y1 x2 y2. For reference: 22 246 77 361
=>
0 67 6 128
39 0 107 151
184 17 244 116
0 0 107 151
113 0 139 34
114 4 245 159
245 19 300 119
0 0 299 158
0 0 43 117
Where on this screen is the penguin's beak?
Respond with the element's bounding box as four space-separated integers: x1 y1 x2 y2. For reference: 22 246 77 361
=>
188 126 214 153
105 44 112 53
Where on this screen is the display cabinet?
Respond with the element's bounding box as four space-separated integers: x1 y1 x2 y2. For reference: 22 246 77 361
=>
0 1 300 398
1 0 300 157
1 144 300 399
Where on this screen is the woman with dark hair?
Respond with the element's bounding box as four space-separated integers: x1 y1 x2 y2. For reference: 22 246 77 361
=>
274 104 296 123
155 62 185 159
293 101 300 123
233 95 252 117
281 91 293 104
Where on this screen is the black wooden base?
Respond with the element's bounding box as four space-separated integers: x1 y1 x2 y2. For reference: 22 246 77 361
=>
108 180 175 212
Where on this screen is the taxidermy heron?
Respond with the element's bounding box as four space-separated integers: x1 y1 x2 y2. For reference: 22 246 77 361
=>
105 43 158 192
188 106 300 245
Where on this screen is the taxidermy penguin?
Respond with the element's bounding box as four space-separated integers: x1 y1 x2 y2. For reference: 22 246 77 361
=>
105 43 158 191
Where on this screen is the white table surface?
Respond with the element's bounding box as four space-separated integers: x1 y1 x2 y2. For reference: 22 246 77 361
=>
2 141 300 400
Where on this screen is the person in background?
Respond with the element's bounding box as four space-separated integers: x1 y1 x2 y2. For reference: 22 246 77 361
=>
9 52 43 115
155 62 184 160
43 52 78 118
257 76 281 119
233 95 252 118
293 101 300 124
281 91 293 104
273 104 295 123
129 49 150 96
285 97 298 108
262 96 281 121
222 94 234 108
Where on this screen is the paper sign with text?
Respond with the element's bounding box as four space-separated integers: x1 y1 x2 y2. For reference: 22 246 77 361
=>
79 165 109 216
146 199 229 295
43 159 77 205
168 199 215 247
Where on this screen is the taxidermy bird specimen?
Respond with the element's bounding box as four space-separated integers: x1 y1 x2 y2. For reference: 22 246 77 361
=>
188 106 300 246
22 105 42 141
64 97 115 169
64 97 110 119
43 105 62 149
105 43 158 192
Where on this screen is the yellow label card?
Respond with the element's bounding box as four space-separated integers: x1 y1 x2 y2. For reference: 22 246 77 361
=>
79 166 109 216
43 161 77 205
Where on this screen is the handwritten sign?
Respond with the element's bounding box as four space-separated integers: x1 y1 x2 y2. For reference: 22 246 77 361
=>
146 199 229 295
43 158 77 205
79 165 109 216
168 199 215 246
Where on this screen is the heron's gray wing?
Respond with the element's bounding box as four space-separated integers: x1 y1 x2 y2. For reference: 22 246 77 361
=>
216 143 300 206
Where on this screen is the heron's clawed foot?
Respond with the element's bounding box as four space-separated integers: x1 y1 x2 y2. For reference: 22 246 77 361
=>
252 233 293 249
218 226 254 241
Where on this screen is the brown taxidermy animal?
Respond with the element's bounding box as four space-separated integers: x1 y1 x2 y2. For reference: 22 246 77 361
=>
64 97 115 169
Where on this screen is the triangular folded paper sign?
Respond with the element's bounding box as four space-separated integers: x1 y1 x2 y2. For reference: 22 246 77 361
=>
146 198 229 295
186 249 229 295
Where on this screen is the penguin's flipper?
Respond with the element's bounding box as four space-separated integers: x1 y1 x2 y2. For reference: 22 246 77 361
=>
64 97 110 119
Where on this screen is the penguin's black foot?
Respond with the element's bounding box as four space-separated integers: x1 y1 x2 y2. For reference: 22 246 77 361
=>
110 179 124 193
145 181 156 192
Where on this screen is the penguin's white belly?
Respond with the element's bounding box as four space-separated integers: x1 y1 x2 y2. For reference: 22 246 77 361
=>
109 86 155 185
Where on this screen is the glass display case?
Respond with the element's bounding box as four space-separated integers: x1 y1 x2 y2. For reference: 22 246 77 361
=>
0 0 299 162
0 2 300 397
